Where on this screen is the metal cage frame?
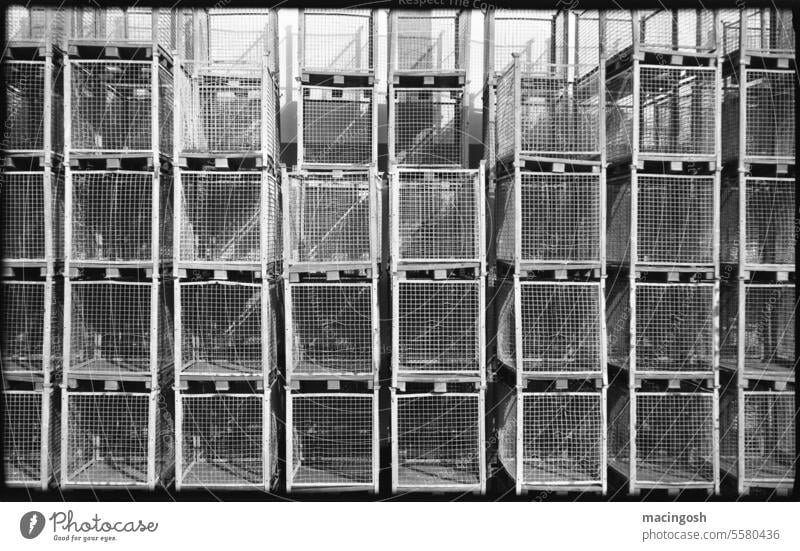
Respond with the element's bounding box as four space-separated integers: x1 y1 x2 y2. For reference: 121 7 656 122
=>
298 9 376 76
3 58 63 155
4 6 65 47
388 9 471 76
66 7 175 52
286 390 379 493
720 8 794 59
3 387 58 489
605 10 719 60
483 10 561 82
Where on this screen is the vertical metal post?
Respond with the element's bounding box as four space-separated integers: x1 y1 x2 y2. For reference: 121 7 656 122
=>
371 278 380 386
371 387 380 494
478 161 487 273
40 387 51 490
283 278 294 384
285 389 294 493
513 275 523 387
629 389 637 495
297 8 305 74
369 165 380 276
147 390 157 488
174 389 183 491
478 276 486 388
390 389 399 493
712 386 721 495
262 385 270 491
173 279 182 390
281 167 292 275
736 384 745 494
598 12 608 277
62 276 72 386
600 386 608 495
515 388 523 495
478 387 487 495
149 280 159 389
391 276 400 389
387 83 396 167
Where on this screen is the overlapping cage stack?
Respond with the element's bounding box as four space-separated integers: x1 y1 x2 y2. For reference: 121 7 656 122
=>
490 10 608 496
717 7 796 496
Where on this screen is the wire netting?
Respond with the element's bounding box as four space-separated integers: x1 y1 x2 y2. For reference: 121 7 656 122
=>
720 9 794 57
1 280 61 375
301 85 374 165
3 390 44 484
743 392 795 483
5 6 65 44
740 284 795 376
69 7 175 50
302 9 373 73
744 70 794 160
394 88 463 166
491 10 556 72
393 10 464 72
1 171 62 262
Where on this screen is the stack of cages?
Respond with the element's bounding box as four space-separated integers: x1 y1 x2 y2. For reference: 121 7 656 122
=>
387 9 486 495
172 8 280 492
718 8 796 497
605 9 722 496
60 7 175 490
2 5 65 491
493 11 607 496
284 9 379 495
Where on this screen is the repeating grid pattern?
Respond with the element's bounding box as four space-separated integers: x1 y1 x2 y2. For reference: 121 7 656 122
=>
5 6 64 43
302 9 373 73
287 172 372 265
289 284 373 375
522 393 603 484
180 283 262 377
607 390 630 468
744 178 794 266
291 394 374 486
605 72 634 164
640 10 716 53
496 386 517 478
493 177 515 265
396 394 480 487
743 392 795 483
721 9 794 56
494 279 516 370
69 7 174 49
4 61 45 151
2 172 45 261
1 281 47 373
491 11 555 72
393 11 462 72
635 284 715 374
301 86 373 165
394 88 462 166
635 393 715 484
179 172 263 266
519 283 602 374
69 282 152 375
3 391 43 484
745 70 794 160
205 9 270 65
742 285 795 375
636 175 715 266
494 66 515 164
65 392 150 485
397 281 480 373
180 394 264 487
396 171 478 263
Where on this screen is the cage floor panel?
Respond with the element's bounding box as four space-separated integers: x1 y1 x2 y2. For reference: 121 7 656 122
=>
635 461 714 485
4 460 40 483
68 458 147 485
743 361 794 378
181 360 262 376
1 356 44 372
70 358 150 376
182 460 261 486
293 461 372 485
522 460 599 483
398 463 479 487
746 463 796 481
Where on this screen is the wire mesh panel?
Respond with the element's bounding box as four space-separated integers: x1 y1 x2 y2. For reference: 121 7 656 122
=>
179 393 265 488
1 280 60 376
393 88 463 166
604 274 631 369
392 10 467 73
394 169 481 265
68 7 175 49
288 282 376 377
635 283 715 375
744 70 795 161
203 9 272 66
395 392 483 490
607 387 631 476
286 171 374 267
5 6 65 44
635 392 716 486
605 10 717 57
518 282 603 376
1 170 64 263
720 9 794 57
289 393 375 489
395 280 481 376
179 282 263 378
301 85 374 166
521 392 604 486
3 61 62 153
63 391 154 486
742 391 795 486
490 10 556 74
302 9 373 73
3 390 49 486
495 278 516 370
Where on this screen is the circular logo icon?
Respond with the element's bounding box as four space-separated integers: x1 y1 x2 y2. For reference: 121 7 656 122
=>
20 511 45 539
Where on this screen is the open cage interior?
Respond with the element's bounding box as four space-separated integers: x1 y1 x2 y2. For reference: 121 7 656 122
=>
744 70 795 160
5 6 65 44
1 170 64 262
742 391 795 484
1 280 60 374
394 88 463 166
68 7 174 50
605 10 716 59
3 60 63 152
720 9 794 57
3 390 46 485
607 387 631 474
302 9 373 73
393 10 467 72
604 274 630 368
301 86 373 165
290 393 374 487
494 278 516 370
182 8 273 66
490 10 558 74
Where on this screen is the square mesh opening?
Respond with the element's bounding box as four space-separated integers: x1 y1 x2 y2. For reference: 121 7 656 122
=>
743 392 795 483
394 88 462 166
3 391 44 484
302 86 373 165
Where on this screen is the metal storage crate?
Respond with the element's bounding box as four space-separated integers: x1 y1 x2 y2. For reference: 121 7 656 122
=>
175 280 276 382
67 169 171 270
392 390 486 493
720 9 794 58
389 10 469 74
1 169 64 267
287 391 378 492
391 167 484 269
496 170 602 270
286 281 379 381
485 10 558 78
392 278 484 384
67 59 172 155
3 59 63 154
3 388 58 489
496 279 605 380
390 87 465 167
176 170 278 271
67 7 175 51
300 9 374 74
606 174 717 270
298 84 377 167
61 390 167 488
605 10 717 59
285 168 379 272
4 6 65 45
1 279 61 379
178 8 276 68
606 65 718 164
64 280 172 385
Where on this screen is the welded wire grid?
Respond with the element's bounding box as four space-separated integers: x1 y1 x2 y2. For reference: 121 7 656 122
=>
291 394 374 487
519 283 602 374
744 178 794 266
287 172 372 265
574 11 601 73
493 177 515 265
394 88 463 166
393 10 463 72
65 392 151 485
607 389 630 471
68 7 175 50
3 391 43 484
397 280 480 373
179 171 264 266
635 284 714 374
180 282 262 377
605 72 634 164
491 10 556 73
495 278 516 370
721 9 794 57
635 393 715 484
604 275 630 367
743 392 795 484
1 281 55 374
70 61 152 152
718 389 738 475
396 393 481 487
5 6 65 43
301 86 373 165
745 70 794 160
70 171 155 264
636 175 715 266
289 283 374 376
396 170 478 263
204 9 270 65
180 394 264 487
496 385 517 479
605 10 715 57
522 393 603 484
302 9 373 73
742 285 795 375
159 64 173 156
4 61 44 151
69 282 153 375
179 64 262 154
2 172 46 261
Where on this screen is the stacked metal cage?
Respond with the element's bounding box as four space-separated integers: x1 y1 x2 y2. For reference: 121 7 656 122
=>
492 11 608 496
285 9 380 494
717 7 796 496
